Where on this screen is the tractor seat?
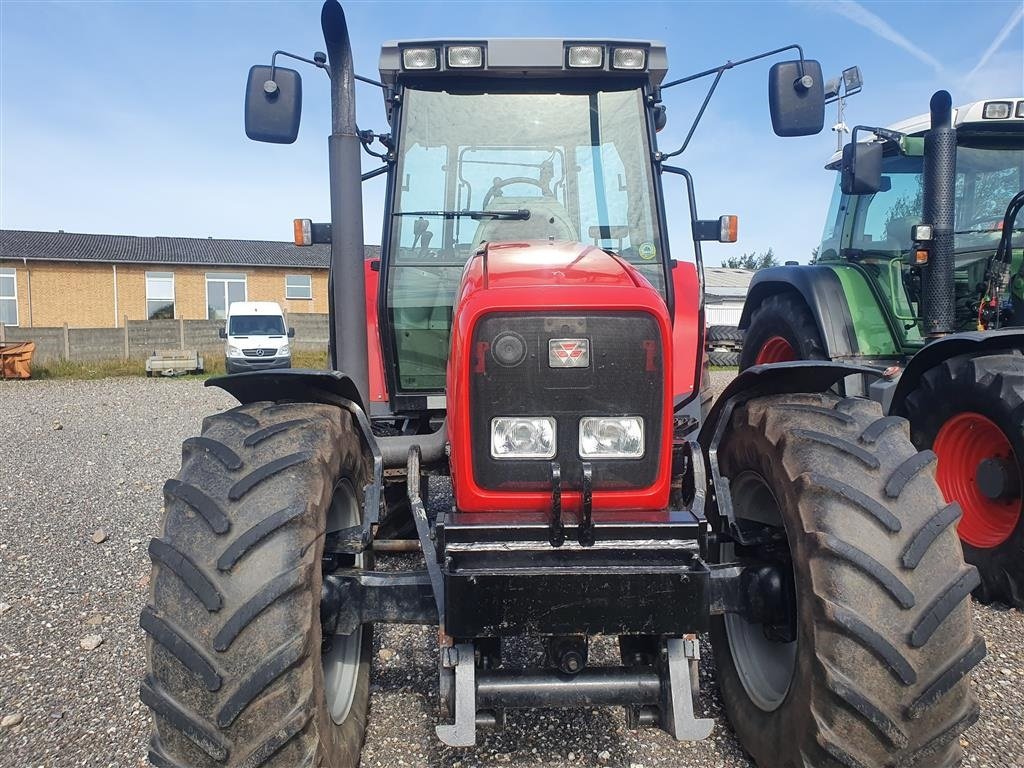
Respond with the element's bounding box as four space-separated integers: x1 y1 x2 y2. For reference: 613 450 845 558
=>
472 196 577 248
884 215 919 253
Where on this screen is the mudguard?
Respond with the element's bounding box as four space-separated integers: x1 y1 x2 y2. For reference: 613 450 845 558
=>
887 328 1024 416
698 360 880 532
698 360 881 449
207 368 365 412
739 266 860 359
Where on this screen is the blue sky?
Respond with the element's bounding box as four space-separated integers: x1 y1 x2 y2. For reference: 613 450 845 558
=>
1 0 1022 266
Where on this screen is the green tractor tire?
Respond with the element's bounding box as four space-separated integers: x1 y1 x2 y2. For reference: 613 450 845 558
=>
903 351 1024 610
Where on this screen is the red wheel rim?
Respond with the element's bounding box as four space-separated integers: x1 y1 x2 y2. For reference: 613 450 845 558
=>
933 412 1022 549
755 336 796 364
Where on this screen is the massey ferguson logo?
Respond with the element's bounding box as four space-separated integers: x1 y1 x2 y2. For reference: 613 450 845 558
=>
548 338 590 368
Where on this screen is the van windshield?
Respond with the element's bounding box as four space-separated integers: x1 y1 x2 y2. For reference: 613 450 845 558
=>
229 315 285 336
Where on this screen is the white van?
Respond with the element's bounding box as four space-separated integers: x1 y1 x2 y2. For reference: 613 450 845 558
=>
219 301 294 374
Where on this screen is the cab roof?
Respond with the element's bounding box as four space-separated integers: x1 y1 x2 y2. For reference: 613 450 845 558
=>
379 38 668 90
826 96 1024 166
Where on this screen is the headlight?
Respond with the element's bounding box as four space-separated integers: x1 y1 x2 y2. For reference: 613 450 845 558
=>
491 417 556 459
579 417 644 458
279 344 290 356
402 47 439 70
227 345 243 358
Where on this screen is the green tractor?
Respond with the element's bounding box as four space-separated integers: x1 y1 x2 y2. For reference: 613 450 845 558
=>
740 92 1024 609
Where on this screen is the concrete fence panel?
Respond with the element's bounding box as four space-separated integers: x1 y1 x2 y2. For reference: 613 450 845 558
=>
184 320 226 353
127 320 179 359
69 328 126 361
287 313 330 352
3 326 64 363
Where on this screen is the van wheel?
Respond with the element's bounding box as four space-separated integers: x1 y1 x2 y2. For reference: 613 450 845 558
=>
141 401 373 767
710 393 982 767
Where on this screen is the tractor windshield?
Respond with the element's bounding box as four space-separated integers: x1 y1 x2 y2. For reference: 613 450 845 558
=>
832 139 1024 260
385 83 664 392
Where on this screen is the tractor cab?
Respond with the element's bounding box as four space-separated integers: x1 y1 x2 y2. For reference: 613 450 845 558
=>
377 40 672 395
818 97 1024 345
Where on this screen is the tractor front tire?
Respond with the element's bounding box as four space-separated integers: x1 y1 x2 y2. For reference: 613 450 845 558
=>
739 293 826 369
711 393 982 768
903 351 1024 610
141 401 373 768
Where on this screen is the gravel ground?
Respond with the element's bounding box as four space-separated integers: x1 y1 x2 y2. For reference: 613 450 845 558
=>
0 373 1022 768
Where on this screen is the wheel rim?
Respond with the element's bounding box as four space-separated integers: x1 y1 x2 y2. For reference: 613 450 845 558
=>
322 478 365 725
723 471 798 712
934 412 1022 549
755 336 796 364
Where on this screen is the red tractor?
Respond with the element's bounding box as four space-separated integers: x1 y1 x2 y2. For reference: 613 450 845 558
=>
140 4 984 766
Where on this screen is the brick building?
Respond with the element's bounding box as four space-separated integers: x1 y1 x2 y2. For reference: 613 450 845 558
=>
0 229 379 328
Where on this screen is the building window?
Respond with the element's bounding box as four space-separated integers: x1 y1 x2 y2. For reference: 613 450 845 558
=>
206 272 247 320
145 271 175 320
285 274 312 300
0 268 17 326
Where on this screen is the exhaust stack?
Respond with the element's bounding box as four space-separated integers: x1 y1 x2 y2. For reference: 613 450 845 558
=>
321 0 369 404
921 90 956 338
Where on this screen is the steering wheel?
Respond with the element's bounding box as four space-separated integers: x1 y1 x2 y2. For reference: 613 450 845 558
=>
482 176 547 210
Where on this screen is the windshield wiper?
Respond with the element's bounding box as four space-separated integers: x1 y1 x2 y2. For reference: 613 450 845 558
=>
954 227 1023 234
394 209 530 221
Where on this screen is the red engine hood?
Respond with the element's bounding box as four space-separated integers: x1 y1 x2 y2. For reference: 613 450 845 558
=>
446 239 674 514
468 240 649 292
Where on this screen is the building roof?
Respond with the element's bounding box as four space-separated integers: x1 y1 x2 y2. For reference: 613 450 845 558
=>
704 267 753 299
0 229 381 268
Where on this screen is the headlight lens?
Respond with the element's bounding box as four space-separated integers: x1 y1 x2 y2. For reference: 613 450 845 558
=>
227 345 243 357
279 344 290 356
490 417 556 459
579 416 644 458
402 47 439 70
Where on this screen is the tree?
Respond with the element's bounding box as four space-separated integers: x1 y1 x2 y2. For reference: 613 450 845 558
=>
722 247 778 271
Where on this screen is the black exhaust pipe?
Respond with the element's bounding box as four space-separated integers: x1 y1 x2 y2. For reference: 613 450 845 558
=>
321 0 370 404
921 90 957 338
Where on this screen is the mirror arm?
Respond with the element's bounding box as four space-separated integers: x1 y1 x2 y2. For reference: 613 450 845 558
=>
849 124 904 148
660 43 806 89
270 49 329 80
658 43 808 159
657 69 724 161
361 165 389 182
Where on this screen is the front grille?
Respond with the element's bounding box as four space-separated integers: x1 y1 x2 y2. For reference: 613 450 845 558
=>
242 348 277 357
470 312 664 492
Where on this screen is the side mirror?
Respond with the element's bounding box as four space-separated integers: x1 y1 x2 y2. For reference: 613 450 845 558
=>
693 215 738 243
219 328 227 339
288 328 296 338
841 141 883 194
768 60 825 137
244 65 302 144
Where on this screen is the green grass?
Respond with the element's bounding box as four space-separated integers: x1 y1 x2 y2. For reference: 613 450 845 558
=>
24 350 331 381
30 358 148 380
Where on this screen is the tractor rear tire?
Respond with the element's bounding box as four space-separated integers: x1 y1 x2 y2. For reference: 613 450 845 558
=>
707 325 744 348
739 293 827 370
710 393 982 768
708 350 740 368
903 351 1024 610
141 401 373 768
